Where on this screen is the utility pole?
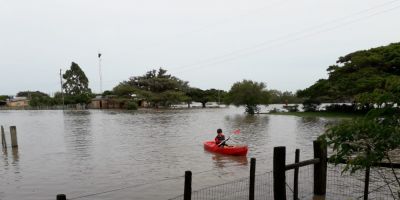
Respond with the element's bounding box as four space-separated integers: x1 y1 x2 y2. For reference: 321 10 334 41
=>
218 90 220 105
98 53 103 94
59 69 64 109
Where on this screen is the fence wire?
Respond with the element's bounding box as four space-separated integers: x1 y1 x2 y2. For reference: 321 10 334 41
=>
169 171 273 200
170 164 400 200
326 164 400 200
285 164 314 200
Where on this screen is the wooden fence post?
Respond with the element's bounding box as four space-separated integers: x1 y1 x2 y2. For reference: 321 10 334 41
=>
274 146 286 200
1 125 6 148
184 171 192 200
249 158 256 200
364 166 370 200
10 126 18 148
294 149 300 200
313 140 327 196
56 194 66 200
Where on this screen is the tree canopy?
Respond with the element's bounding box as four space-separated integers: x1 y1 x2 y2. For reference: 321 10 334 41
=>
268 90 303 104
298 42 400 106
62 62 92 104
63 62 91 96
226 80 270 114
186 88 226 108
115 68 190 107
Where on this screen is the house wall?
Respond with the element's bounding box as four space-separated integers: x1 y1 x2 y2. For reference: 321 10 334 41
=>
7 100 29 107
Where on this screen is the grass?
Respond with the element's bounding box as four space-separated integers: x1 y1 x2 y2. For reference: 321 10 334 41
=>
265 111 364 118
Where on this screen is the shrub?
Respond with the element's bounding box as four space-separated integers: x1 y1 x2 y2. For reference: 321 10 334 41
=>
126 101 138 110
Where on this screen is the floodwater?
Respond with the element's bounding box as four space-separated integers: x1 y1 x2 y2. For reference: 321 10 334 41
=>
0 106 342 200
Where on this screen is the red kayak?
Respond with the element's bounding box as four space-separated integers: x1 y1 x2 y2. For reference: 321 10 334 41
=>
203 141 248 156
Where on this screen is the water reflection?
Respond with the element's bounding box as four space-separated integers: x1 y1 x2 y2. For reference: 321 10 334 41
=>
1 147 20 174
210 153 248 168
63 110 93 157
11 148 19 165
224 114 270 145
1 147 8 168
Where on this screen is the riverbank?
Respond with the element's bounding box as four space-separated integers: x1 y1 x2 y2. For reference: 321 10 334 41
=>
264 111 364 118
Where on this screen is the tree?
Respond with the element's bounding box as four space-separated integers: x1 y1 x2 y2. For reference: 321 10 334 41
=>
0 95 8 101
63 62 91 95
118 68 190 107
319 108 400 197
226 80 270 114
113 83 136 97
186 88 226 108
298 42 400 105
62 62 92 104
269 89 303 104
17 91 49 98
15 91 59 107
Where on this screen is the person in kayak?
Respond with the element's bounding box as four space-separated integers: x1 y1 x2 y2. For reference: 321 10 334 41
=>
215 128 227 147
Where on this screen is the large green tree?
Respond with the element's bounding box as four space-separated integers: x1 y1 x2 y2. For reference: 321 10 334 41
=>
226 80 270 114
62 62 92 104
298 42 400 106
186 88 226 108
117 68 190 107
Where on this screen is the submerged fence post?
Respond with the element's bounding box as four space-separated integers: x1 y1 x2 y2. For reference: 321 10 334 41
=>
1 125 6 148
184 171 192 200
56 194 66 200
249 158 256 200
273 146 286 200
364 166 370 200
10 126 18 148
294 149 300 200
313 140 327 196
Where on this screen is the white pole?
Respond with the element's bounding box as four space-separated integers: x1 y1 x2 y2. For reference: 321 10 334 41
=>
98 53 103 94
60 69 64 108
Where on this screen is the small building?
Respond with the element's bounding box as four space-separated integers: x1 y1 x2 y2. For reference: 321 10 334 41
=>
90 95 149 109
7 97 29 107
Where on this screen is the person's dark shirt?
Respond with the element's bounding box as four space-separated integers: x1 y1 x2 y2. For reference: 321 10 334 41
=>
215 134 225 145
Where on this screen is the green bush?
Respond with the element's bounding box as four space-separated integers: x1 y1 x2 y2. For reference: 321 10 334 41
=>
126 101 138 110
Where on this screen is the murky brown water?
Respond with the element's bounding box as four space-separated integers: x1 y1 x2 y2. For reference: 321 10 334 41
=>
0 106 340 200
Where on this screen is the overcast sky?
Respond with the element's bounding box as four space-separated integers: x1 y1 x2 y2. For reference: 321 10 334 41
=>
1 0 400 95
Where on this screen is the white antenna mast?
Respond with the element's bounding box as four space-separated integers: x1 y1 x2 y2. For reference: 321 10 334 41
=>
98 52 103 94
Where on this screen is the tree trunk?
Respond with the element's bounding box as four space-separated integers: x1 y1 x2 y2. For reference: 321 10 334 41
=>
202 102 206 108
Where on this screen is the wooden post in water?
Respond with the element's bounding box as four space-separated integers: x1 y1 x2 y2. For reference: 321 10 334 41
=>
273 146 286 200
364 166 370 200
313 140 327 196
184 171 192 200
56 194 66 200
10 126 18 148
1 125 6 148
294 149 300 200
249 157 256 200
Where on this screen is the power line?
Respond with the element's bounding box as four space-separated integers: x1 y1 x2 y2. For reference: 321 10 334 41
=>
170 0 400 73
135 0 293 51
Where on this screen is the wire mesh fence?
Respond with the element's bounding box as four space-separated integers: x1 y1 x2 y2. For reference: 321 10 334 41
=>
169 171 273 200
169 163 400 200
285 164 314 199
326 164 400 200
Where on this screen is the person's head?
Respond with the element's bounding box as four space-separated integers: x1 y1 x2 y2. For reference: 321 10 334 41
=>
217 128 222 135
